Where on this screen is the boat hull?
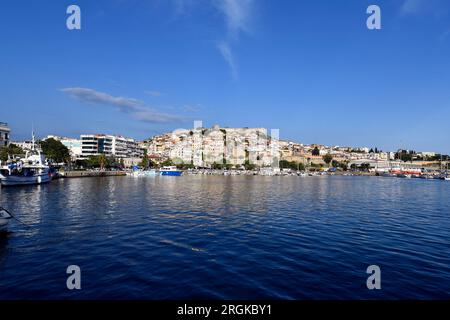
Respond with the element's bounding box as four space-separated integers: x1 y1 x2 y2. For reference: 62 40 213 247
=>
130 170 159 177
0 218 10 232
0 173 52 186
160 170 182 176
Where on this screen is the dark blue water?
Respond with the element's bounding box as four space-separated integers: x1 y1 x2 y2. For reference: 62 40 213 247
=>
0 175 449 299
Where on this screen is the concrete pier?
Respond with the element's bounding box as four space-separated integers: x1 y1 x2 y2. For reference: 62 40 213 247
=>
60 171 126 178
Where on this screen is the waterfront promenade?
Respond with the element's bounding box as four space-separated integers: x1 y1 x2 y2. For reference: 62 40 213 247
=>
60 170 126 178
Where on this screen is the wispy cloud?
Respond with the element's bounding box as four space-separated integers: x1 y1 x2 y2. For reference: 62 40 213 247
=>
60 87 186 124
214 0 254 79
181 104 201 113
145 90 163 97
400 0 450 16
215 0 254 38
401 0 425 15
171 0 255 79
172 0 196 16
217 41 237 79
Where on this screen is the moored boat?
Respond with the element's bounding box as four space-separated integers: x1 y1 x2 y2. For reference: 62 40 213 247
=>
129 168 159 177
0 134 51 187
160 166 182 176
0 207 12 233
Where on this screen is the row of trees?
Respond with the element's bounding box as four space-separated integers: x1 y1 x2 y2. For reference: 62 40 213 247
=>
0 143 25 161
0 138 72 164
280 160 306 171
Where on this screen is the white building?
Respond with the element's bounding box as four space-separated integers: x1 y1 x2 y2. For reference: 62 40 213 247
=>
146 124 274 167
418 152 436 158
0 122 10 147
80 134 114 159
80 134 143 161
10 140 35 151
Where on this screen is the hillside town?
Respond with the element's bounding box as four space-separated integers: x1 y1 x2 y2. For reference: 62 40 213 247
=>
1 121 449 175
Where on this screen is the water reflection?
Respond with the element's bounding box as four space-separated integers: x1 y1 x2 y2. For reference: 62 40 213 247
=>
0 233 9 266
0 175 449 299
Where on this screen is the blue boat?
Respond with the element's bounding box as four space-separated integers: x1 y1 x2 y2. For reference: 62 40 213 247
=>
160 166 183 176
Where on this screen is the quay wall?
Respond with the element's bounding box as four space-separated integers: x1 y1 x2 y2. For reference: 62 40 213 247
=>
60 171 127 178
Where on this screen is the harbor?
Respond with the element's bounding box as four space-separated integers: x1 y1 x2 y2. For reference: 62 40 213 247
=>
1 174 450 299
3 0 450 308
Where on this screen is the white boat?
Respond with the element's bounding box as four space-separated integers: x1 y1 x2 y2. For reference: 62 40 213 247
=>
445 177 450 181
0 208 12 232
129 169 159 177
131 169 159 177
160 166 182 176
0 133 52 187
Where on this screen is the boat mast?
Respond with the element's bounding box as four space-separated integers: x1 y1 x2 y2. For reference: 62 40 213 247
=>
31 127 36 151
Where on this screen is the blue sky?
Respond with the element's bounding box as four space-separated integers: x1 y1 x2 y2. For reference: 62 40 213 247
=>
1 0 450 154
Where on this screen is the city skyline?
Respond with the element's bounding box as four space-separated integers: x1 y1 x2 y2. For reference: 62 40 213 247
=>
1 0 450 154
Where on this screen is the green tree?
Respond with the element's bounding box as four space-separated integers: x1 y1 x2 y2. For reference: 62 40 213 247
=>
279 160 290 169
139 149 149 168
280 160 306 171
395 150 413 162
312 147 320 156
161 159 173 167
331 160 339 168
86 154 110 169
244 160 256 170
40 138 70 163
322 154 333 166
0 143 25 161
212 162 224 170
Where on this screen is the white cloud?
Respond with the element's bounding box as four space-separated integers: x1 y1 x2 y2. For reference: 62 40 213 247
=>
172 0 196 15
145 90 163 97
60 87 186 123
215 0 254 37
214 0 254 78
217 41 237 79
400 0 450 16
169 0 255 79
181 104 201 113
401 0 426 15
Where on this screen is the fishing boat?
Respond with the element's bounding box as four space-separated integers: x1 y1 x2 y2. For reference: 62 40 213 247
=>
160 166 182 176
0 133 52 186
0 207 12 232
128 165 159 177
131 169 159 177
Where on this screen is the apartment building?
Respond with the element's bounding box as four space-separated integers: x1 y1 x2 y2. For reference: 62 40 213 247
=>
80 134 114 159
0 122 10 147
80 134 144 160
